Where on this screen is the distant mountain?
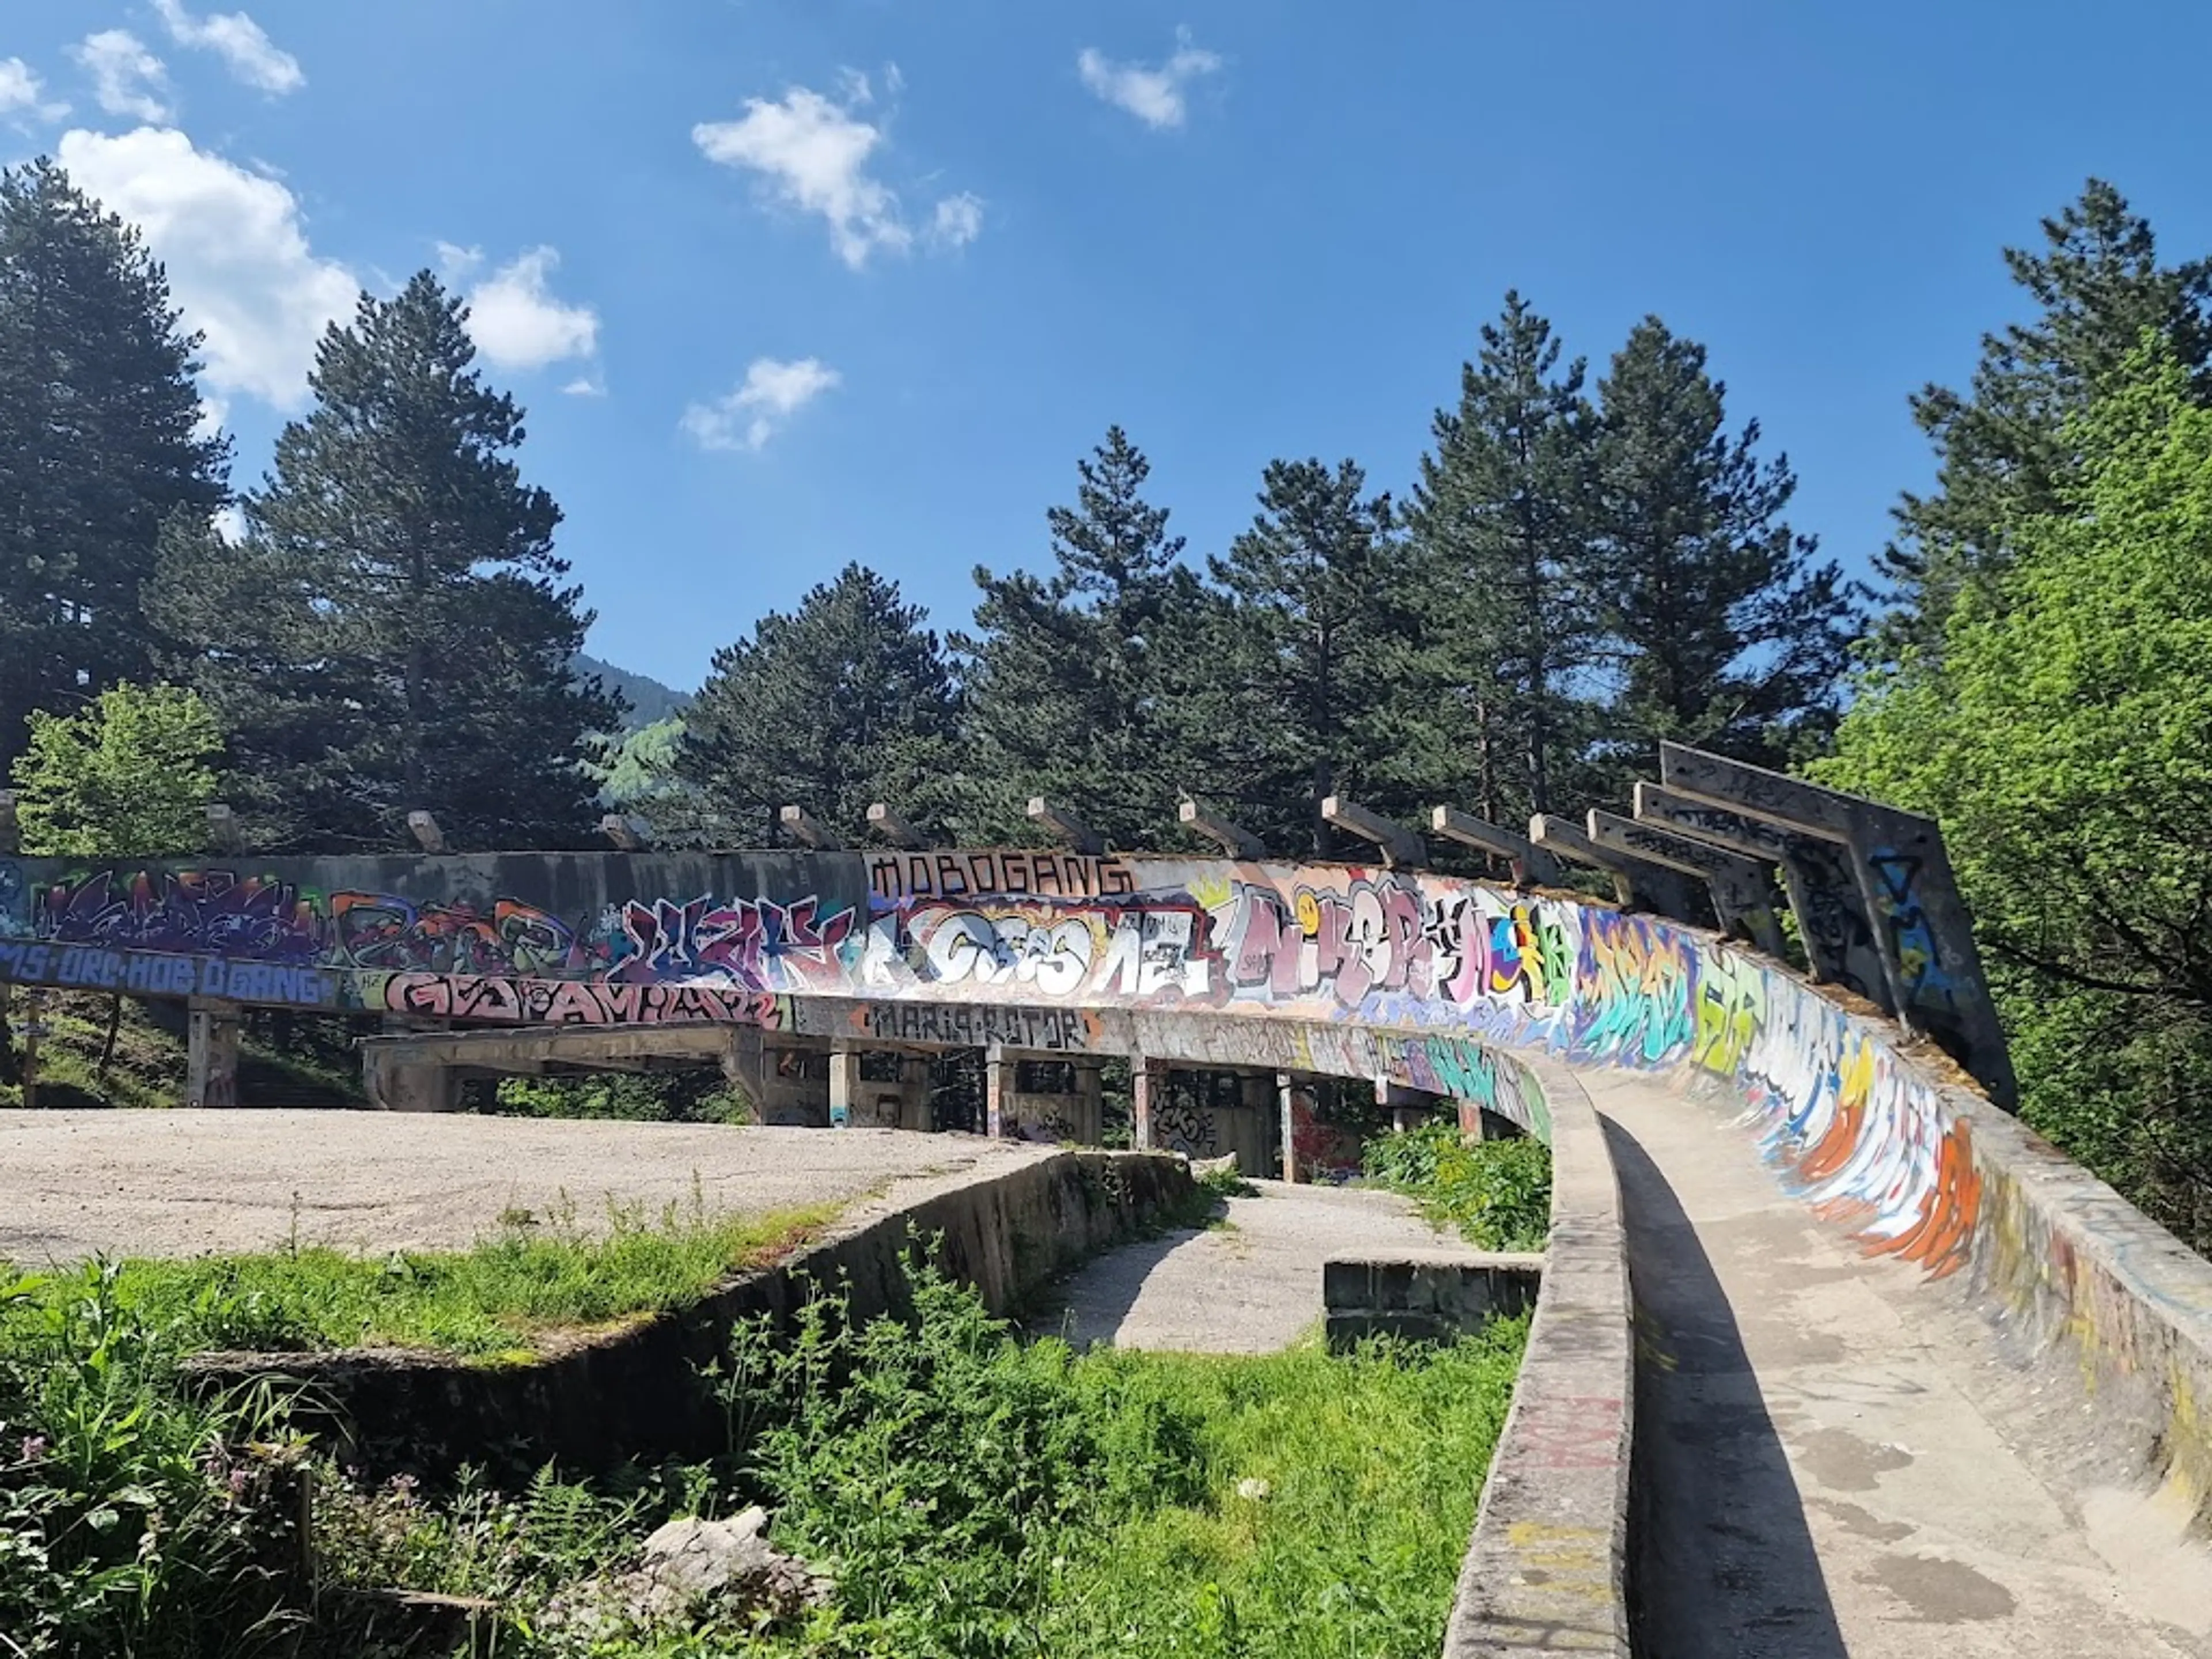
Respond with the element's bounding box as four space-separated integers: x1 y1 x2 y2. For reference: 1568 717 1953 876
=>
571 653 695 731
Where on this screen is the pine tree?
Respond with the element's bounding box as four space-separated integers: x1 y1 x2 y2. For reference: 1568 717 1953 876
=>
0 160 228 770
1206 457 1413 855
154 272 618 851
674 562 959 844
955 427 1205 849
1878 179 2212 658
1402 291 1600 823
1586 317 1860 782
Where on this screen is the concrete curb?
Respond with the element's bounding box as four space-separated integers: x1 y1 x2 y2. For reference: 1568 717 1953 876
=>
1441 1060 1634 1658
183 1148 1196 1479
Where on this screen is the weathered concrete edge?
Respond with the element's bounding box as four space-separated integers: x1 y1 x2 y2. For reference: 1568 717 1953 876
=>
1937 1079 2212 1523
1442 1059 1634 1658
184 1147 1196 1478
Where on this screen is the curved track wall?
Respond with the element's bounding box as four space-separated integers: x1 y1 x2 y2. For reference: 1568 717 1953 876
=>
7 846 2212 1639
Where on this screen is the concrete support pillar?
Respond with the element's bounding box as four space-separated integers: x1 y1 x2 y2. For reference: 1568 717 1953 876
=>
1277 1071 1302 1184
1131 1056 1160 1150
1073 1061 1105 1146
899 1055 933 1131
186 997 241 1109
1378 1075 1416 1134
828 1041 859 1128
984 1042 1009 1139
1457 1099 1488 1142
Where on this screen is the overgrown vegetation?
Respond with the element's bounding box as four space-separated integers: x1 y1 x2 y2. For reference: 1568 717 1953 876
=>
1 1252 1525 1657
1363 1119 1553 1252
323 1261 1528 1657
16 1195 837 1360
490 1071 755 1127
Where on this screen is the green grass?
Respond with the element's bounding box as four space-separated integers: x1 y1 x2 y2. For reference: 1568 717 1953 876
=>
9 1195 841 1360
0 990 367 1111
1364 1118 1554 1252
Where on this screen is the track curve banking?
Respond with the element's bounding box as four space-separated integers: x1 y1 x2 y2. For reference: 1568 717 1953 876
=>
5 847 2211 1654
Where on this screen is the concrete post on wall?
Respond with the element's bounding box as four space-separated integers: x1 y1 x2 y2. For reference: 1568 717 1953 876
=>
1131 1057 1157 1150
984 1041 1009 1139
1633 782 1893 1009
899 1055 933 1131
1276 1071 1302 1184
1531 815 1704 925
1378 1074 1419 1134
1429 805 1566 888
828 1041 859 1128
186 998 241 1109
1585 808 1789 959
1658 741 2018 1108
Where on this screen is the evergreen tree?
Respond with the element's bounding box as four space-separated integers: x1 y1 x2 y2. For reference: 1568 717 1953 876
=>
0 160 228 769
955 427 1205 849
674 563 959 844
154 272 617 851
1403 291 1600 823
1585 318 1859 782
1877 179 2212 657
1206 457 1413 855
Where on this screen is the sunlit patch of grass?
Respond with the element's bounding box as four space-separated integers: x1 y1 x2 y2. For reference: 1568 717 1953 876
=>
12 1192 843 1359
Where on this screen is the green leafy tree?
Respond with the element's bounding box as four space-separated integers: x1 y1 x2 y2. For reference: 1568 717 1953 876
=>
10 681 220 857
0 160 229 770
1402 292 1601 823
1205 457 1416 855
154 272 618 851
1876 179 2212 658
675 563 959 844
592 714 694 815
1585 317 1860 783
956 426 1209 849
1816 342 2212 1249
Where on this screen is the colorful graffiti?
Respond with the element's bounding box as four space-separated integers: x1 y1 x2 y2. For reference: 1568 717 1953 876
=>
372 972 787 1029
614 894 855 991
36 868 322 964
867 849 1136 902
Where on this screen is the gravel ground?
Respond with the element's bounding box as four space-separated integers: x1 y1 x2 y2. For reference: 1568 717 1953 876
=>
0 1111 1059 1264
1032 1180 1475 1353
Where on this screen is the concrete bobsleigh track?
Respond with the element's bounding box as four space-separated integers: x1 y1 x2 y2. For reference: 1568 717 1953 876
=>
4 806 2211 1652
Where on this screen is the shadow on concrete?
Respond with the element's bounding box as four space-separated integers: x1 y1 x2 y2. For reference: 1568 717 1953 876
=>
1017 1214 1219 1349
1603 1113 1848 1659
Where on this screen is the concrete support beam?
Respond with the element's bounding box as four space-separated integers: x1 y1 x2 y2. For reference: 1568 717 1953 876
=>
865 802 931 849
1179 797 1266 861
1633 782 1891 1006
186 998 241 1109
1586 809 1788 959
1429 805 1565 888
1027 797 1105 856
1657 741 2016 1107
406 810 446 854
828 1041 859 1128
599 813 652 851
206 802 243 854
1131 1055 1160 1150
1531 815 1703 923
778 805 843 851
1320 795 1425 869
1277 1071 1302 1184
0 790 15 853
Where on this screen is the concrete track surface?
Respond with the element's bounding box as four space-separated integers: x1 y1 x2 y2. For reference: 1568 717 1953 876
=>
1590 1070 2212 1658
1034 1179 1475 1353
0 1112 1055 1263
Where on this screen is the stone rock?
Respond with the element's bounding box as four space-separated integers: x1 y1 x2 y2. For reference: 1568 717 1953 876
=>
1191 1153 1239 1183
543 1506 831 1638
1234 1476 1272 1502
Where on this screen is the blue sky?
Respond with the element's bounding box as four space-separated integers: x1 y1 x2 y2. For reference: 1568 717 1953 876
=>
6 1 2212 692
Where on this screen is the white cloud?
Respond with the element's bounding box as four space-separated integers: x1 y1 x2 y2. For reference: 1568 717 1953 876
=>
0 58 69 124
1077 28 1221 130
681 357 839 452
459 246 599 372
693 86 911 269
56 127 358 410
929 192 983 251
151 0 302 95
71 31 172 123
561 374 606 398
213 503 247 544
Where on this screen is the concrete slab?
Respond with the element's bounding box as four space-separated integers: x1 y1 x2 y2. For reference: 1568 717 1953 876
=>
1588 1070 2212 1659
0 1111 1056 1264
1032 1180 1476 1353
